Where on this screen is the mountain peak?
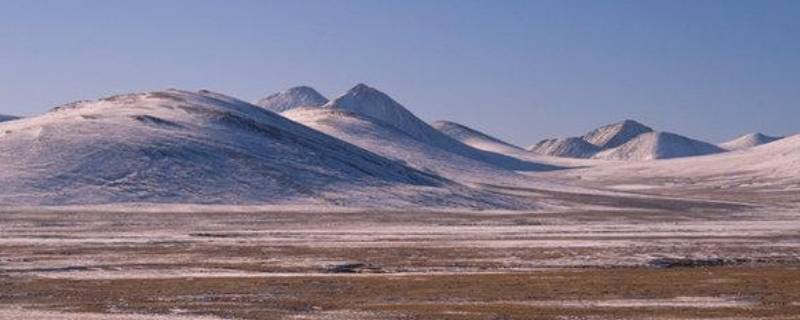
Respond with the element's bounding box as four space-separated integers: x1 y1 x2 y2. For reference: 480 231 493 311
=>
350 83 373 92
527 137 601 158
719 132 783 151
324 84 416 132
582 119 653 149
341 83 393 101
595 131 725 161
256 86 328 113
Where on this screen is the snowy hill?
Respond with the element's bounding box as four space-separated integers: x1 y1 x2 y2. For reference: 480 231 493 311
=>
595 131 726 161
256 86 328 113
283 108 557 186
321 84 553 171
527 137 601 158
527 120 725 161
0 89 526 208
582 119 653 149
719 133 783 151
527 119 651 159
432 120 524 154
322 84 443 142
556 133 800 191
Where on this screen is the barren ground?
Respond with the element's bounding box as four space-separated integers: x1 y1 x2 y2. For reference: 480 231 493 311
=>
1 186 799 319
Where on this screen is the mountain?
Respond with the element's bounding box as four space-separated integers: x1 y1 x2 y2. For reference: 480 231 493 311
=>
432 120 524 154
561 133 800 191
283 107 556 186
582 119 653 149
527 137 601 158
0 114 19 122
322 84 441 142
594 131 726 161
320 84 554 172
719 133 783 151
527 119 651 159
256 86 328 113
0 89 525 208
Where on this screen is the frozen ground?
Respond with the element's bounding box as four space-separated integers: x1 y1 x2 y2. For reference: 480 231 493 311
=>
1 183 799 319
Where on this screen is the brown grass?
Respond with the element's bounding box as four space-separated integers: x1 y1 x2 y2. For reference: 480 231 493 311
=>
3 266 800 319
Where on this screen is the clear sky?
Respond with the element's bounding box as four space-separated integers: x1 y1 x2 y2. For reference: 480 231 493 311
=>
1 0 798 145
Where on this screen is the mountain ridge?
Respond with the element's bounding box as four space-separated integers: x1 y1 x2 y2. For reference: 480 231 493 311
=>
432 120 525 154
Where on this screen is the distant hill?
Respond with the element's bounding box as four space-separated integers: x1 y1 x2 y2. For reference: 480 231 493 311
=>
594 131 726 161
256 86 328 113
719 133 783 151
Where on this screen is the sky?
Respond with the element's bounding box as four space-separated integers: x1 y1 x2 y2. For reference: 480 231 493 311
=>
0 0 798 145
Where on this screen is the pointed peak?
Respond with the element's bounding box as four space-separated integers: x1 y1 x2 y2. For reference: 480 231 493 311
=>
326 83 403 112
719 132 783 151
615 119 652 130
351 83 373 92
282 85 324 97
344 83 390 98
582 119 654 150
256 86 328 113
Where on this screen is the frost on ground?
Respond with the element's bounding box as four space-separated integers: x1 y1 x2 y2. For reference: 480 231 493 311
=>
1 193 799 319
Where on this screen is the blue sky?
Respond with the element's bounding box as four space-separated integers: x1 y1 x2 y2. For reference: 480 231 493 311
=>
1 0 798 145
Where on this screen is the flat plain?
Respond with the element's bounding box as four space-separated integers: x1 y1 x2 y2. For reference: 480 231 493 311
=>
2 184 798 320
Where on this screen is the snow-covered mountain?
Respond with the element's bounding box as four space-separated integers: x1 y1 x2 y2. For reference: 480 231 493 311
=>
256 86 328 113
322 84 442 142
432 120 524 154
527 120 725 161
320 84 553 172
582 119 653 149
558 133 800 190
0 89 526 208
719 133 783 151
527 120 651 158
283 107 558 186
594 131 726 161
0 114 19 122
527 137 601 158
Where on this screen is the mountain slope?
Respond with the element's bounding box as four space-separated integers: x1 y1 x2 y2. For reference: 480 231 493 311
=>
283 107 552 185
719 133 783 151
256 86 328 113
432 120 524 154
582 119 653 149
527 137 601 158
321 84 554 171
595 131 726 161
0 89 524 208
